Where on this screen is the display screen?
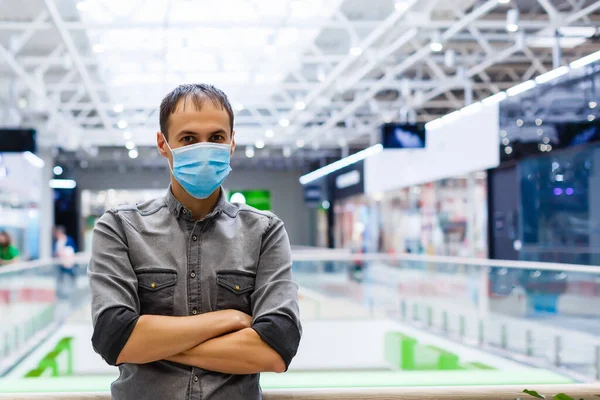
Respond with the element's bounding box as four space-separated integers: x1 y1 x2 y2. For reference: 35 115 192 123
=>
557 121 600 147
381 123 426 149
0 129 36 153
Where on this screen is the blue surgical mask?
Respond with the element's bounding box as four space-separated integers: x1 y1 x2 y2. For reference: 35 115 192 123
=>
164 137 232 199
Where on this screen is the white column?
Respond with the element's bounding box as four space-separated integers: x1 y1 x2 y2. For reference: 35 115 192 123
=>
39 150 54 259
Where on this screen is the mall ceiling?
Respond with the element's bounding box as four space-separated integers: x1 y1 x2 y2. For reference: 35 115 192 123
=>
1 0 600 169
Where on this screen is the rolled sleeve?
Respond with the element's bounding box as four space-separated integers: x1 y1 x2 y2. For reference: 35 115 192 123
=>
88 211 140 366
251 217 302 369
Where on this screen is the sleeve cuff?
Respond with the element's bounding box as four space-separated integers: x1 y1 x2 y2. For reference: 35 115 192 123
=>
252 314 301 370
92 306 139 366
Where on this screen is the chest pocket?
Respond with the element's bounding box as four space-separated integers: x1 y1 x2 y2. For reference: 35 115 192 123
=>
137 269 177 315
216 271 255 315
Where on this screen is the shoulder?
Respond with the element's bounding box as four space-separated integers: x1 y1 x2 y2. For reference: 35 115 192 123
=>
110 197 167 217
227 203 285 234
9 246 19 255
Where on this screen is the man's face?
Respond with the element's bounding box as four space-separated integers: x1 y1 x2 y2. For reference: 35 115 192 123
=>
0 234 7 246
157 96 236 165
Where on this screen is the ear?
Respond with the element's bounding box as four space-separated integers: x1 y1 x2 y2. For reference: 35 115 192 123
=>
157 132 169 158
230 130 236 156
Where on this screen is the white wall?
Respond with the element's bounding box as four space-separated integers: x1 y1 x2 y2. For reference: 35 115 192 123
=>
365 104 500 194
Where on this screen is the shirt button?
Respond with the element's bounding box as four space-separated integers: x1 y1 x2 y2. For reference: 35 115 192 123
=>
193 375 199 382
192 235 198 241
192 310 198 315
190 272 196 278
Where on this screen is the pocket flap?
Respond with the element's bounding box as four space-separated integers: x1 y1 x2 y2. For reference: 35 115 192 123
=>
217 271 255 295
137 269 177 291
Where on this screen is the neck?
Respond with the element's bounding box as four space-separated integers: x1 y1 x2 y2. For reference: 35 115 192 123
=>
170 178 221 220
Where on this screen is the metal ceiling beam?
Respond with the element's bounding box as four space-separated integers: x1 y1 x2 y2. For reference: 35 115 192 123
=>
8 11 49 55
0 43 77 144
43 0 112 130
281 0 420 130
312 0 500 136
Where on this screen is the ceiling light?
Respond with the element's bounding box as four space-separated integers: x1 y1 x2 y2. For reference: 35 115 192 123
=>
502 138 510 146
92 44 105 53
299 144 384 185
395 0 409 11
255 140 265 149
234 103 244 111
589 114 596 122
296 140 305 148
482 91 508 105
76 1 89 11
535 118 543 126
113 104 124 113
498 0 510 3
283 147 292 158
125 141 136 150
49 179 77 189
538 128 544 136
506 9 519 32
543 137 550 144
23 151 45 168
504 146 513 155
245 146 255 158
590 101 598 109
123 130 132 140
500 130 507 137
507 80 536 97
349 47 363 56
17 97 28 109
317 66 326 82
535 66 569 84
295 101 306 110
516 119 524 127
53 166 63 176
430 42 443 52
279 118 290 127
128 149 139 159
570 50 600 69
117 120 128 129
265 129 274 138
429 31 443 52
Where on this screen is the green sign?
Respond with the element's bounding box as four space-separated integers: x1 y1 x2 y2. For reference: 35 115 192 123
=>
228 190 271 211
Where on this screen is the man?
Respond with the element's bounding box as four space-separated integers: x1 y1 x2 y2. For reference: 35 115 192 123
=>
88 84 301 400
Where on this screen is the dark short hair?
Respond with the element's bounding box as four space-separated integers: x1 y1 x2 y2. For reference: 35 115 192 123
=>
54 225 66 235
159 84 234 139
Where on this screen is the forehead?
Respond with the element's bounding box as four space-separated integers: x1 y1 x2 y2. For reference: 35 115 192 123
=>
169 95 230 129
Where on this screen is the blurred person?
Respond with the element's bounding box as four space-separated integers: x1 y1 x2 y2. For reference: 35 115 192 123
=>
0 230 20 265
53 226 78 298
88 84 301 400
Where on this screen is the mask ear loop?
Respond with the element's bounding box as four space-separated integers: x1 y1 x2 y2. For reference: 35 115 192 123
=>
162 133 175 174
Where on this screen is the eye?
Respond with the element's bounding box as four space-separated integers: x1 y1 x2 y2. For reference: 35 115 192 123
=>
211 134 225 142
181 136 195 143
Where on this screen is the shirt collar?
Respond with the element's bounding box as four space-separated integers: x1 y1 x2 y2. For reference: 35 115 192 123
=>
165 185 237 221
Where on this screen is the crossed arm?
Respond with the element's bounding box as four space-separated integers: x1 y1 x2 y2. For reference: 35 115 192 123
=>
89 211 301 375
113 311 285 373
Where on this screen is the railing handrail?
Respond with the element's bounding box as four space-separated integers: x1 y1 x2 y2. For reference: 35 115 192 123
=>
292 250 600 274
0 253 91 276
1 385 600 399
3 249 600 276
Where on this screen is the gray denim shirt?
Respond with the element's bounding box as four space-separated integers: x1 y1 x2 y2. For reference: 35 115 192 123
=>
88 187 302 400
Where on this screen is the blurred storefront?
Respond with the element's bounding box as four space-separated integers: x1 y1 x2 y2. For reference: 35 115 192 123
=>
334 173 488 257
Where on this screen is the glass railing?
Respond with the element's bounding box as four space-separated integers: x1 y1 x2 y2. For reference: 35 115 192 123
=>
1 250 599 396
0 254 90 376
293 250 600 380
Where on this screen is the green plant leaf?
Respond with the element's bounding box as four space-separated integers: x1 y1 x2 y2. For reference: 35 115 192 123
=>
553 394 574 400
523 389 546 399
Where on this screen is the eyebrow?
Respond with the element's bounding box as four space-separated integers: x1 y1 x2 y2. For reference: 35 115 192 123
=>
176 129 228 138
